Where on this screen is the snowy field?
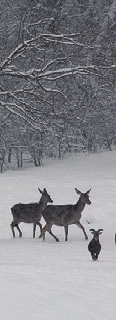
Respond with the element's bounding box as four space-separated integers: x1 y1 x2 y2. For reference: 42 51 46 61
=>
0 151 116 320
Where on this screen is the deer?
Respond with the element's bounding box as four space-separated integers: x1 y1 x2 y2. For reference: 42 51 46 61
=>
10 187 53 238
40 188 91 242
88 229 103 261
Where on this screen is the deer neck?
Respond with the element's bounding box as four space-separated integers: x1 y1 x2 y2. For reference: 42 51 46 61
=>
75 199 85 213
39 199 47 211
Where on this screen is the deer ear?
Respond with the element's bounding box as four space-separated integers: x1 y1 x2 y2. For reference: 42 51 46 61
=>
75 188 81 195
89 228 95 234
98 229 103 234
43 188 47 194
86 188 91 194
38 188 43 194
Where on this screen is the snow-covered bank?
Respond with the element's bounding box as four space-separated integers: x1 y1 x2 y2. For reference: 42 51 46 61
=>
0 151 116 320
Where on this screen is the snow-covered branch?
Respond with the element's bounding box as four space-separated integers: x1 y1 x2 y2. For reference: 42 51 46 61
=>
1 63 116 83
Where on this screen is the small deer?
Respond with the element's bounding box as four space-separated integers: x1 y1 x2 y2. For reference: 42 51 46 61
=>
88 229 103 261
41 188 91 242
10 187 53 238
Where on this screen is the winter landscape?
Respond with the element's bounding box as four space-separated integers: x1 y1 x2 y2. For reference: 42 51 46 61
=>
0 150 116 320
0 1 116 319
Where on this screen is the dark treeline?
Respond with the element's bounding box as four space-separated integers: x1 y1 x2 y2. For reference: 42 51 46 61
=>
0 0 116 171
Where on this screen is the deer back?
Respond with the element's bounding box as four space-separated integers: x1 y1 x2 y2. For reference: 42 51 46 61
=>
42 188 91 226
11 187 53 224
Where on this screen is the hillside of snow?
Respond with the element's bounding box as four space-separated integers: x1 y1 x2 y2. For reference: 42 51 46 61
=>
0 151 116 320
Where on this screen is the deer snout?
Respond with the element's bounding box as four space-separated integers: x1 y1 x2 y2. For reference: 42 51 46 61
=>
88 200 91 205
49 197 53 203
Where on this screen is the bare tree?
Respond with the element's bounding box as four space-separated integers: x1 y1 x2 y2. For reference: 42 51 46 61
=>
0 0 116 169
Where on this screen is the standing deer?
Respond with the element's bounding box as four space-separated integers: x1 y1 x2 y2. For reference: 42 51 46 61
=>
41 188 91 242
88 229 103 260
10 188 53 238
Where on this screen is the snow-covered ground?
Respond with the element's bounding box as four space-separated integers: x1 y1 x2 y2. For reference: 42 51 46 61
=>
0 151 116 320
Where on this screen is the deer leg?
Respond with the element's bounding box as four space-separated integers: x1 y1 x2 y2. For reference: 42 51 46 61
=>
33 224 36 238
38 222 42 238
10 221 15 237
33 222 42 238
42 224 59 242
49 230 59 242
64 225 68 241
15 224 22 238
10 221 22 238
42 224 47 241
76 221 88 240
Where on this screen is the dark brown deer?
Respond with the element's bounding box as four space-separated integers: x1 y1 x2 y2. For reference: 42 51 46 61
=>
41 188 91 242
88 229 103 260
10 188 53 238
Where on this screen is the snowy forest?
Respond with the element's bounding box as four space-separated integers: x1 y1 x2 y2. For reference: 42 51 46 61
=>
0 0 116 171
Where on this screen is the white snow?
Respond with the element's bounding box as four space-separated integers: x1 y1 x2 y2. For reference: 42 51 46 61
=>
0 151 116 320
